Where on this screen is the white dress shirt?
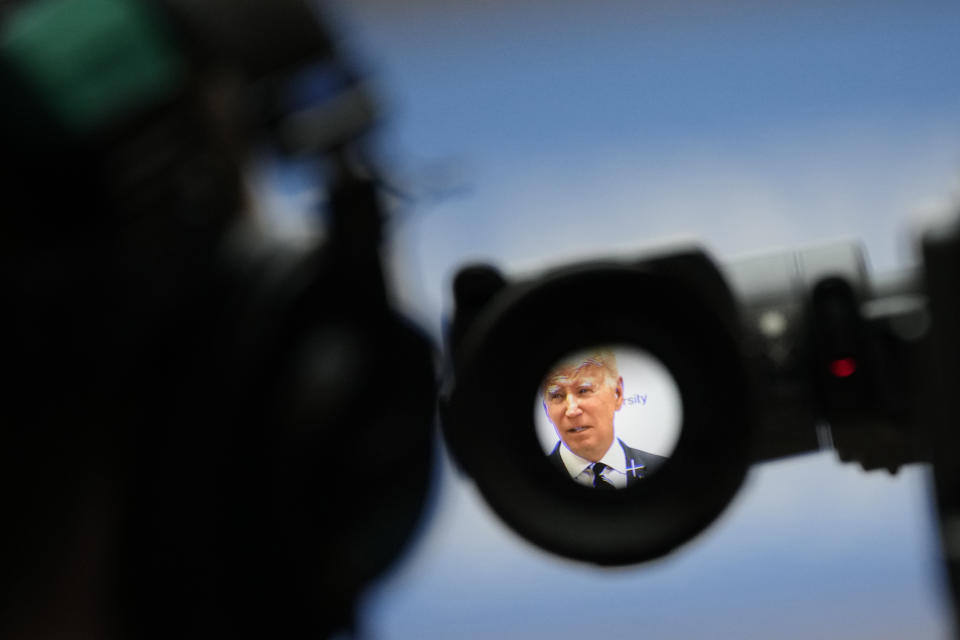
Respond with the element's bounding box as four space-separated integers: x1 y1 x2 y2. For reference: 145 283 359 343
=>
557 439 628 489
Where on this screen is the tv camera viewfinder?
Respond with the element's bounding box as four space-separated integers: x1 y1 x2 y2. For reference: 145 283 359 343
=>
442 249 753 565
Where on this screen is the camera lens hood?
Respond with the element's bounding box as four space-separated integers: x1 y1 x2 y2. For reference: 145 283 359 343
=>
444 254 753 565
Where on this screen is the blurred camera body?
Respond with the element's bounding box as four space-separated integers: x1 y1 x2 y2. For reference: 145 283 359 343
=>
0 1 435 637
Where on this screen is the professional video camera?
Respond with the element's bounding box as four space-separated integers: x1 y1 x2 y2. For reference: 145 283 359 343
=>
441 218 960 597
5 0 960 638
0 0 435 637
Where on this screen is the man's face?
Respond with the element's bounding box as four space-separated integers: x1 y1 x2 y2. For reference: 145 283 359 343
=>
543 364 623 462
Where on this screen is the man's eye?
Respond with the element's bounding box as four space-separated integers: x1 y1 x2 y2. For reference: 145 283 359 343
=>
548 393 563 402
578 387 593 395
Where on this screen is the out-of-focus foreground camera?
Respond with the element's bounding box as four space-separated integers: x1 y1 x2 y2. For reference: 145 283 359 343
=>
0 0 435 637
442 220 960 567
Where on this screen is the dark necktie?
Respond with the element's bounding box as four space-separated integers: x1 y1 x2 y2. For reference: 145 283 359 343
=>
591 462 616 489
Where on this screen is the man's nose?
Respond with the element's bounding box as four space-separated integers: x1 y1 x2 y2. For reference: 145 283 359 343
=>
564 394 582 417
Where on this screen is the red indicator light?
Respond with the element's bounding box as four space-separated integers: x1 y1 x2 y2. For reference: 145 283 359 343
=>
830 357 857 378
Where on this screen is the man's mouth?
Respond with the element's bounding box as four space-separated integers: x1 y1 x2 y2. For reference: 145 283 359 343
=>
568 426 590 434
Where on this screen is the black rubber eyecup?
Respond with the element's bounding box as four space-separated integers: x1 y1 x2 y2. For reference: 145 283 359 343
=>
444 264 753 565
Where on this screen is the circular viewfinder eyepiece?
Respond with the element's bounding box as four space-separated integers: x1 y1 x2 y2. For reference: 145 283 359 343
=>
535 346 682 489
444 254 753 565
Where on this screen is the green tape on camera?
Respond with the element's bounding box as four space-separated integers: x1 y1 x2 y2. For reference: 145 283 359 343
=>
1 0 185 134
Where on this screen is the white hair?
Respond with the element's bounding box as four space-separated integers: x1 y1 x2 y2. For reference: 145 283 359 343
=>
542 348 619 394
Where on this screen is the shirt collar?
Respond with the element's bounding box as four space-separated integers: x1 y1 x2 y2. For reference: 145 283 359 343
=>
557 438 627 477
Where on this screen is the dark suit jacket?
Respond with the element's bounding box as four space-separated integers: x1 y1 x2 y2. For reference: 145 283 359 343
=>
548 438 667 486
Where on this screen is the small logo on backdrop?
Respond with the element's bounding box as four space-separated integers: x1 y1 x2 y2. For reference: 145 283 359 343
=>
624 394 647 407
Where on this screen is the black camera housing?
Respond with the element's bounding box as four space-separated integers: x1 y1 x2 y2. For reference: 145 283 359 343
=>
442 247 753 565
